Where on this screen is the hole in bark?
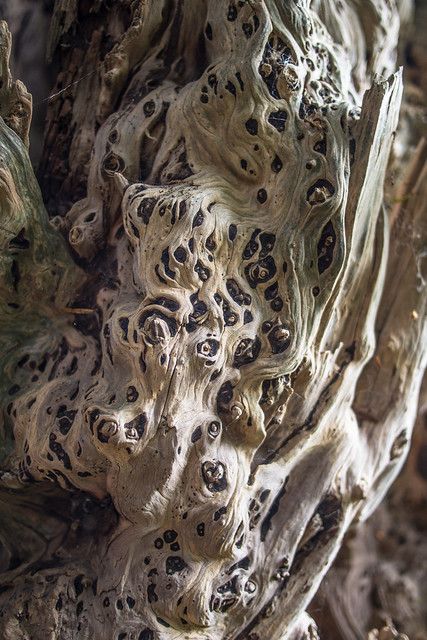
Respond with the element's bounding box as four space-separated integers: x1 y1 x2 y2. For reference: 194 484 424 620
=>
217 381 234 412
244 310 253 324
195 260 211 281
229 224 237 240
307 179 335 205
227 5 238 20
173 246 187 263
242 22 253 38
208 421 221 438
166 556 188 574
317 220 336 274
264 282 278 301
137 197 157 224
143 100 155 117
226 80 236 95
271 155 283 172
233 337 261 368
192 209 204 228
197 339 219 359
259 35 295 98
202 460 228 492
243 229 261 260
164 530 178 543
160 248 176 279
245 119 258 135
260 478 288 541
245 256 276 288
259 233 275 257
126 386 138 402
103 152 125 174
257 188 267 203
227 279 251 306
267 325 291 354
205 23 213 40
124 414 146 439
9 228 29 250
314 138 327 155
191 426 203 442
271 297 283 311
268 110 287 132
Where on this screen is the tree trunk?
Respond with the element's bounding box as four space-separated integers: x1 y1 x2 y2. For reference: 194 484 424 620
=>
0 1 426 639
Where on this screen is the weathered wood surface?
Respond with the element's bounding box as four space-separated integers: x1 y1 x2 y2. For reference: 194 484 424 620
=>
0 1 425 639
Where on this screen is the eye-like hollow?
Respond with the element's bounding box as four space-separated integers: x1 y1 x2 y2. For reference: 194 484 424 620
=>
102 152 125 174
125 427 139 440
217 381 234 413
197 339 219 359
97 419 119 443
208 421 221 438
226 279 251 306
233 337 261 368
202 460 228 492
317 220 336 274
124 414 146 439
307 179 335 205
268 325 291 354
245 256 277 288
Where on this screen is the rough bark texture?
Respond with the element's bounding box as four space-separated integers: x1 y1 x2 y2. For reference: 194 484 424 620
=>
0 1 426 639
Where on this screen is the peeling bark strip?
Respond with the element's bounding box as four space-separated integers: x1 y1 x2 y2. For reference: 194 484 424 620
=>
0 2 426 640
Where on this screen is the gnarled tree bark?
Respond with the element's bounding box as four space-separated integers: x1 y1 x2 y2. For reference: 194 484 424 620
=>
0 1 426 639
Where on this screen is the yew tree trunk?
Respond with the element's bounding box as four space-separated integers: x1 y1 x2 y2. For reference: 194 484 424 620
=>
0 1 426 640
